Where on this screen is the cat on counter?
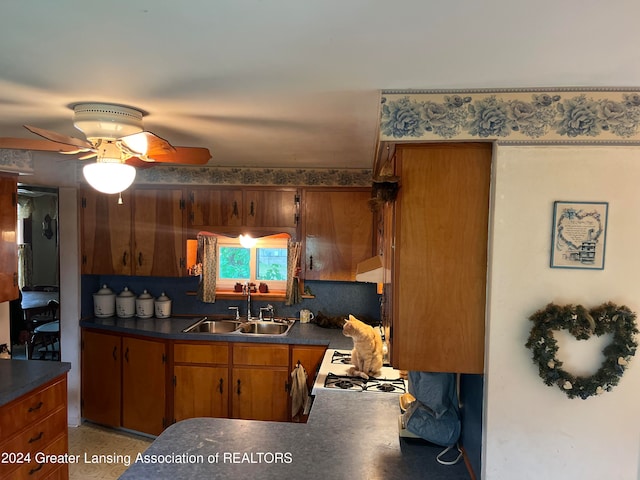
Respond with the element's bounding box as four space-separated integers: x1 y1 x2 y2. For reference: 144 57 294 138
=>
342 314 383 379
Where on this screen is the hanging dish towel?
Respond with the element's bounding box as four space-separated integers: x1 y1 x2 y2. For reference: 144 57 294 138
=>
290 362 309 417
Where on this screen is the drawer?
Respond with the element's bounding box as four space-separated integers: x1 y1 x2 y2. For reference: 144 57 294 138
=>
0 407 67 455
0 377 67 437
232 343 289 367
174 342 229 364
0 432 68 480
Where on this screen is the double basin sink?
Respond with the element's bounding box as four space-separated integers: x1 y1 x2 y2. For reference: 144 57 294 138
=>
182 317 294 336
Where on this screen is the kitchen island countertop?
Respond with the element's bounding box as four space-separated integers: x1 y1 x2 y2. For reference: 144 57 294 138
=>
119 388 470 480
0 359 71 407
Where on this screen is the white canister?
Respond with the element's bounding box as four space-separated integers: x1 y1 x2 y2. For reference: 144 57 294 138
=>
116 287 136 318
93 284 116 318
136 290 155 318
154 292 172 318
300 309 315 324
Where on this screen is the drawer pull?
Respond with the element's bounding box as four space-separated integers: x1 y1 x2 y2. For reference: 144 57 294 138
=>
28 431 44 443
219 378 224 394
112 345 117 361
28 401 43 413
236 379 241 395
29 463 44 475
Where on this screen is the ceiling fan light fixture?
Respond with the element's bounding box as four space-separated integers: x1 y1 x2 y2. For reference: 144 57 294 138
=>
83 161 136 194
73 103 144 139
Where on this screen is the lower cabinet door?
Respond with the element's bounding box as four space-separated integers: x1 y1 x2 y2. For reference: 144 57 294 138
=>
81 331 122 428
231 368 289 422
174 365 229 421
122 337 167 435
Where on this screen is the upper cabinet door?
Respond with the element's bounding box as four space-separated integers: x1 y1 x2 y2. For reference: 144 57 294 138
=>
0 175 18 302
302 189 373 281
243 189 298 228
188 189 243 228
80 188 133 275
133 188 186 277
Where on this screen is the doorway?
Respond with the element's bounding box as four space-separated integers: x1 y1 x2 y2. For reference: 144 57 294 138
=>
10 185 60 359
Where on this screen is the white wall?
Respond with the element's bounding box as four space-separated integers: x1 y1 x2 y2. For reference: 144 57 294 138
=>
484 145 640 479
58 187 81 426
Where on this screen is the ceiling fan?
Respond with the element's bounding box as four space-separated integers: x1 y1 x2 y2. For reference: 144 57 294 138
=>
0 102 212 194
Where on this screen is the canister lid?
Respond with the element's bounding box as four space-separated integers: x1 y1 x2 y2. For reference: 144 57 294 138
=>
117 286 135 298
137 289 154 300
156 292 170 302
95 284 114 296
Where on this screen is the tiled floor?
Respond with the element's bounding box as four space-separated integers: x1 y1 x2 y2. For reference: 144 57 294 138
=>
68 423 152 479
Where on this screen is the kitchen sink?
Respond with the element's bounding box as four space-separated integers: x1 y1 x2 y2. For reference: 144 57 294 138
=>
237 320 293 335
182 318 242 333
182 317 294 335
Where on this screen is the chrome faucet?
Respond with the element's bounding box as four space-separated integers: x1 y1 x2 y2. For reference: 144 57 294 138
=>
243 281 253 321
259 304 275 321
228 306 240 320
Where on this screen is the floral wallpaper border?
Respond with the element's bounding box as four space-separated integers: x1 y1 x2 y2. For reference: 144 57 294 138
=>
129 165 372 187
380 88 640 143
0 150 33 174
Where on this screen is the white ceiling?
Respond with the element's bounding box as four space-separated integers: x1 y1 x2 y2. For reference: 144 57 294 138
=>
2 0 640 170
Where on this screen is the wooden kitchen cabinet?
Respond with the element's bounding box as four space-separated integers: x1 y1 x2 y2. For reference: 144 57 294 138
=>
81 329 122 427
122 336 168 436
80 187 186 277
231 343 290 422
0 174 18 302
188 188 243 228
389 143 491 374
0 376 69 480
81 329 168 436
187 187 299 236
291 345 326 390
133 188 186 277
80 187 133 275
173 342 230 421
302 188 374 281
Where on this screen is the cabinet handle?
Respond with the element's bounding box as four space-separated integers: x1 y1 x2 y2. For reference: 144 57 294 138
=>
28 401 43 413
124 347 129 363
309 255 313 270
29 463 44 475
28 431 44 444
122 251 128 266
232 201 239 218
250 201 255 217
112 346 117 361
138 253 143 266
236 379 241 395
219 378 224 394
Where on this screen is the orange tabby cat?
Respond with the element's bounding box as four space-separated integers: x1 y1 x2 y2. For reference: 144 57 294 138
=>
342 314 383 379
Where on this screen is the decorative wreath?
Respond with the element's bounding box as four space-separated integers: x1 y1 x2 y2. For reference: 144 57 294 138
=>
525 302 638 399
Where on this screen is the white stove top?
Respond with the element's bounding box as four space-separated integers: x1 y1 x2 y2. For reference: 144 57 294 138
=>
312 349 406 395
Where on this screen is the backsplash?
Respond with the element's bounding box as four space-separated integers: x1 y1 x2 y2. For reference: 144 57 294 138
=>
81 275 381 323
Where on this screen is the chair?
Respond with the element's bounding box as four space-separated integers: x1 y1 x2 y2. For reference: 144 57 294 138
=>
25 300 59 359
29 320 60 361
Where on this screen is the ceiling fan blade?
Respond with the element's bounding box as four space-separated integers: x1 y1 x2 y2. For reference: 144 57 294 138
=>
24 125 94 151
0 137 82 153
125 157 155 169
146 146 212 165
120 131 176 157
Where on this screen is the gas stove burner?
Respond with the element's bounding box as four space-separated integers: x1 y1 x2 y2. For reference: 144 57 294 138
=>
335 380 355 389
375 383 396 393
324 372 366 391
331 351 352 364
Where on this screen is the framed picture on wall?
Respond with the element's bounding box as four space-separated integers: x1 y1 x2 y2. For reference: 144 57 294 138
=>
550 201 608 270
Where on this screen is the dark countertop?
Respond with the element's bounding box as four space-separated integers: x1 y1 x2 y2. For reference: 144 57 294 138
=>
80 316 354 350
119 389 470 480
0 359 71 407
